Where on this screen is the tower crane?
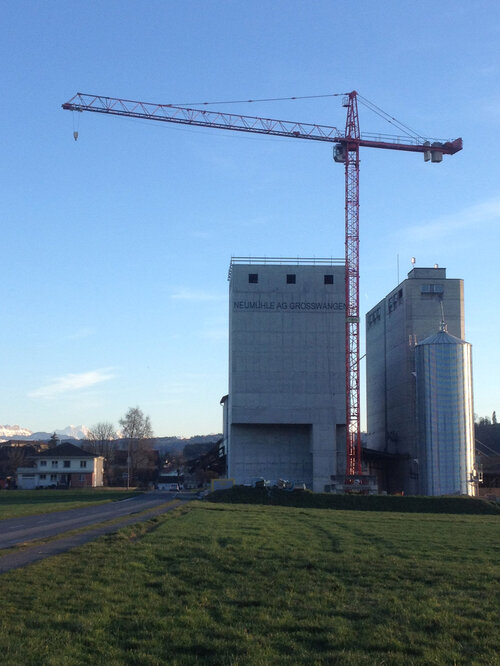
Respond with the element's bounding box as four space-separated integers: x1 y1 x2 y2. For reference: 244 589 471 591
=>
62 91 462 485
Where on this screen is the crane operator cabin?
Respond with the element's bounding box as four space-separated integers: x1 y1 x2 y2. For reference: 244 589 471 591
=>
224 259 346 492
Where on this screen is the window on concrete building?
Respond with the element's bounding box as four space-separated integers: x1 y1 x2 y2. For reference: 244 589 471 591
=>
388 289 404 313
421 283 444 294
63 460 70 468
324 274 334 285
248 273 258 284
80 461 87 468
367 307 381 327
51 461 58 468
50 474 57 481
39 474 46 480
40 460 47 467
286 274 296 284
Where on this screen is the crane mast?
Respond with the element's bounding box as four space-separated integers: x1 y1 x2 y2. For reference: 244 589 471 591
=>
62 91 462 487
343 92 362 478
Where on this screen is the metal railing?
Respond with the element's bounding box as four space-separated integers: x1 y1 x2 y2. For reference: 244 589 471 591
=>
228 256 344 280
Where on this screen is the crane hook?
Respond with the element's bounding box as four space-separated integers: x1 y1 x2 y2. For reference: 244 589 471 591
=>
73 131 79 141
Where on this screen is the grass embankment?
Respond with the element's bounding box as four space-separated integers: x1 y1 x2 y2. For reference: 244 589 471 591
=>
0 489 140 520
208 486 500 514
0 502 498 665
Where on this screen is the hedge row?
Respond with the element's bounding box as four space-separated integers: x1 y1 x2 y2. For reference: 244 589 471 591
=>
207 486 500 515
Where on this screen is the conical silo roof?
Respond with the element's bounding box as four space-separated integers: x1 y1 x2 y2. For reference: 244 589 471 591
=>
417 329 467 346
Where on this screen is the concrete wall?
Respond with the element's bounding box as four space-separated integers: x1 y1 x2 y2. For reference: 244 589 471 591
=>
230 424 313 484
227 261 346 492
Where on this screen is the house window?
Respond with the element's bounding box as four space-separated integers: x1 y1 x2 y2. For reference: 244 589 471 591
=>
40 460 47 467
248 273 258 284
63 460 70 468
39 474 46 480
50 474 57 481
80 461 87 468
286 274 296 284
79 474 85 481
51 461 58 468
324 275 334 285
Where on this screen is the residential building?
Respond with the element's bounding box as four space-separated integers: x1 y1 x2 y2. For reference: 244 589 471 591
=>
16 442 104 489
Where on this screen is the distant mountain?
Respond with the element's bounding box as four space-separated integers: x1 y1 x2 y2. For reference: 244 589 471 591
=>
0 424 88 442
0 425 222 449
28 432 79 442
154 434 222 454
56 425 89 440
0 424 32 439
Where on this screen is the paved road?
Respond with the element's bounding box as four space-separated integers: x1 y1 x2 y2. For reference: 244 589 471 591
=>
0 491 188 550
0 497 191 574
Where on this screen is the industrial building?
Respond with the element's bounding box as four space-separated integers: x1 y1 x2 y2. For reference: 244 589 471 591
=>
224 258 346 492
365 266 475 495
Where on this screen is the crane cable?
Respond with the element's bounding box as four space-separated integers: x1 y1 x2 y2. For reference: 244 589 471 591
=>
170 92 346 107
357 94 426 140
173 91 428 141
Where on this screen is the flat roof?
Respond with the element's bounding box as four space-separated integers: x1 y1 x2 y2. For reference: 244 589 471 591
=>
228 256 344 280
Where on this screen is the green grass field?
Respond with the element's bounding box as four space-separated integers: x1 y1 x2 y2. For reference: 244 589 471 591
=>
0 488 139 519
0 502 498 665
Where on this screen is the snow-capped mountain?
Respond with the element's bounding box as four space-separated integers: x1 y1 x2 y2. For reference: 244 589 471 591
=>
55 425 89 440
0 424 33 439
0 424 89 441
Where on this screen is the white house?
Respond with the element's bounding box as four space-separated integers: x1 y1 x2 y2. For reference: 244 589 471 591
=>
17 442 104 489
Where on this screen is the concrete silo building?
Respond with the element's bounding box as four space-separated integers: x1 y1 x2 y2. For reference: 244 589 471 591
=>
225 258 346 492
365 266 466 494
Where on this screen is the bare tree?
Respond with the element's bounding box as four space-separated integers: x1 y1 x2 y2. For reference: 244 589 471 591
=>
119 407 153 440
86 422 117 484
119 407 154 487
86 422 117 458
6 446 28 476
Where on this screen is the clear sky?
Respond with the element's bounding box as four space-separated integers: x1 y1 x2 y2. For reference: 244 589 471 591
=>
1 0 499 436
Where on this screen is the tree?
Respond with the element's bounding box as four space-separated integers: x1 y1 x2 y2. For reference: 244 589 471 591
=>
86 422 117 484
119 407 153 440
492 411 497 425
119 407 154 487
86 422 116 457
6 446 28 476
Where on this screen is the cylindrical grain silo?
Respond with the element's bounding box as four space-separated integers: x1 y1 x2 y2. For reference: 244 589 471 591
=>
415 326 476 496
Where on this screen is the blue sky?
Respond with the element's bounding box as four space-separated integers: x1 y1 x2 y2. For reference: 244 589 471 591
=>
1 0 499 436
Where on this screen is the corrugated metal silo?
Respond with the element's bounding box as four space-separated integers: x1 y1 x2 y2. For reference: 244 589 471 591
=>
415 326 476 496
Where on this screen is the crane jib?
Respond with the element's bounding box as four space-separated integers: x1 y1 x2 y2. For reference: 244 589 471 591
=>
61 97 461 152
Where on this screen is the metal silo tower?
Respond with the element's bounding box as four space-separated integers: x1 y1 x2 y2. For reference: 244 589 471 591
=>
415 324 476 496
